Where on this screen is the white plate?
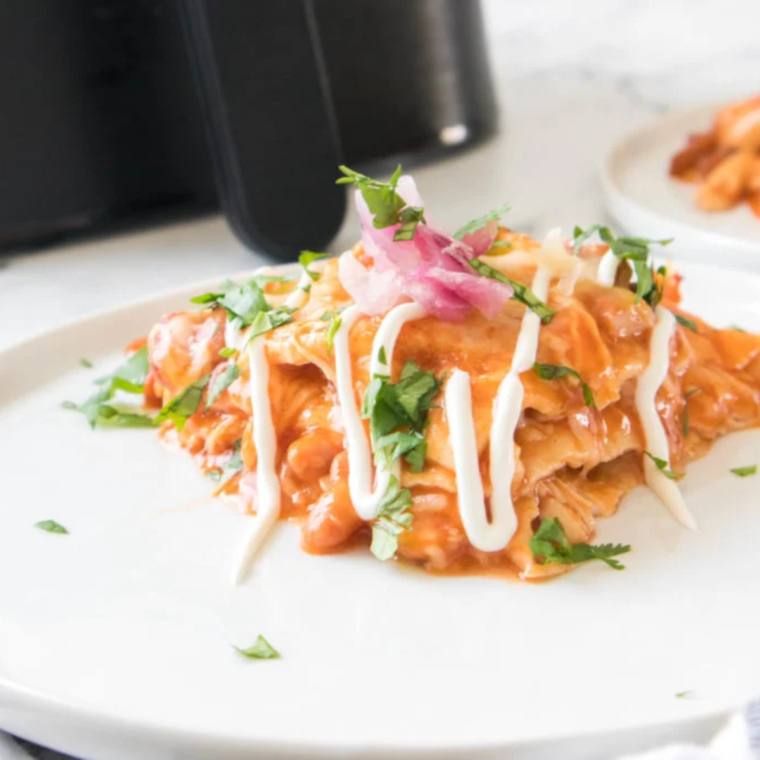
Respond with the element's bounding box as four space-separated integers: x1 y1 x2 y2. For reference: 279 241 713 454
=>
600 104 760 269
1 263 760 760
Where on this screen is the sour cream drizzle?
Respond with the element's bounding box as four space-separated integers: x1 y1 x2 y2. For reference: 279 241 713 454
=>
284 259 328 310
635 306 697 531
229 261 331 582
231 336 281 583
597 250 620 287
334 302 426 520
447 266 551 551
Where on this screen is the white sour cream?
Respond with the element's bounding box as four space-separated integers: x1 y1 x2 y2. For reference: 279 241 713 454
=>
597 250 620 287
635 306 697 531
449 266 551 552
284 259 328 310
334 303 426 520
230 336 282 583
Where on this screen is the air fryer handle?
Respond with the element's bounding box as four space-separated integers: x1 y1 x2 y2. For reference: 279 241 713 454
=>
180 0 346 260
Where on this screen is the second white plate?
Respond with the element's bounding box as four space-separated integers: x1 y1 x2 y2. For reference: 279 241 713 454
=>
600 104 760 268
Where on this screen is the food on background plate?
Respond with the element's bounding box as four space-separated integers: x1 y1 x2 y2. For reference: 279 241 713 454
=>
670 95 760 218
68 166 760 583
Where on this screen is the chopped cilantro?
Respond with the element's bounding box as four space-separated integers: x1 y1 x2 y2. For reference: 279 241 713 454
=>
247 306 296 344
35 520 68 535
219 346 236 359
80 358 93 368
393 205 426 242
233 635 280 660
362 361 442 479
731 465 757 477
321 308 344 355
298 251 328 281
191 277 294 339
370 476 414 561
377 346 388 365
675 691 694 700
530 517 630 570
206 363 240 409
362 361 443 444
572 225 672 308
336 165 425 239
374 430 427 472
64 347 153 428
534 363 596 408
454 203 511 240
155 374 210 431
644 451 683 480
674 313 698 332
469 258 555 323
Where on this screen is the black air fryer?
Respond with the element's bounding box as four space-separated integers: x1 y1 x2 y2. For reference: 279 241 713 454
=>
0 0 496 259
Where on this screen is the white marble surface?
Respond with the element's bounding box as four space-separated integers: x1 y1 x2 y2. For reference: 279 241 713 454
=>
2 0 760 352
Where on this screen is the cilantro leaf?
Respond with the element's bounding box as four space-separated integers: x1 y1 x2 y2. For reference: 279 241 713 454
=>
529 517 630 570
217 281 269 325
572 225 672 307
233 634 281 660
321 309 344 355
80 358 93 368
362 362 442 476
192 277 293 333
206 363 240 409
247 306 296 344
65 347 152 428
94 405 157 428
155 374 211 430
370 475 414 561
393 205 426 242
94 346 150 395
362 361 442 443
644 451 683 480
674 313 698 333
219 347 236 359
469 258 555 323
337 164 426 236
533 363 596 408
35 520 68 535
374 431 427 472
454 203 511 240
731 465 757 477
298 251 328 281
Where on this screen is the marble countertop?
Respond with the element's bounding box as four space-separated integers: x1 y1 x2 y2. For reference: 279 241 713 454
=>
2 0 759 353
